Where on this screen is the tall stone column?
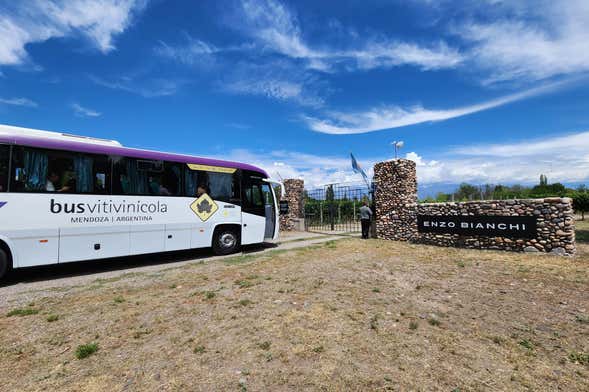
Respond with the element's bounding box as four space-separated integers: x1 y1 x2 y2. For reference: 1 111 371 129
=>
374 159 418 241
279 179 305 231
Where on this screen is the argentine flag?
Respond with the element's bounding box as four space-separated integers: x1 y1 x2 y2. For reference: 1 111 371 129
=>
350 153 368 182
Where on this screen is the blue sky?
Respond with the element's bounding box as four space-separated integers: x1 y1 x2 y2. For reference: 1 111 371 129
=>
1 0 589 191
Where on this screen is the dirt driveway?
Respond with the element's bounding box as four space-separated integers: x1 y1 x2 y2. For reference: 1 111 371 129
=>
0 231 587 391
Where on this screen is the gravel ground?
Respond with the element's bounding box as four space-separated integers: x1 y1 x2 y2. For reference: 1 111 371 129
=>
0 225 587 391
0 233 344 308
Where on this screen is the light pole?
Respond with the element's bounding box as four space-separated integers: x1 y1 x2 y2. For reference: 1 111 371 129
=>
391 140 404 159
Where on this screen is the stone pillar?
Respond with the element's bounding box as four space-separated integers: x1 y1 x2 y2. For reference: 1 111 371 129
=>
374 159 418 241
279 179 305 231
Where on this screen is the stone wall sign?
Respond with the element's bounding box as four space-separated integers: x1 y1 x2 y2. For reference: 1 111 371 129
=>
417 215 537 239
279 200 289 215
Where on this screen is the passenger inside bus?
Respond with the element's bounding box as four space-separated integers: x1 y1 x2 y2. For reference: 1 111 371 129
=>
46 172 71 192
196 184 209 197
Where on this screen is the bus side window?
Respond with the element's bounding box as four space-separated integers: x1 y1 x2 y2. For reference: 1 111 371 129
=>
185 168 240 204
92 155 110 194
10 147 75 193
112 156 132 195
9 146 108 194
0 145 8 192
112 157 181 196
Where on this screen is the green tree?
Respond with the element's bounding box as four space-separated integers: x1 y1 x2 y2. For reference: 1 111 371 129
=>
573 191 589 220
539 174 548 186
325 185 334 202
454 183 479 201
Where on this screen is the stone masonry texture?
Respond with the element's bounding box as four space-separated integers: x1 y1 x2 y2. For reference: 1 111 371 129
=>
373 159 576 256
279 179 304 231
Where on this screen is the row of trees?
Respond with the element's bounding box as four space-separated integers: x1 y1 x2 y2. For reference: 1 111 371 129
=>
421 175 589 220
304 185 371 224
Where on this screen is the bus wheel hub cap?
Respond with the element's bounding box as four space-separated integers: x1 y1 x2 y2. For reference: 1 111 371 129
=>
220 233 236 248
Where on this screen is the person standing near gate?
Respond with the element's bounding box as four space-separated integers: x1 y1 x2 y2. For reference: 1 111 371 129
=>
360 201 373 239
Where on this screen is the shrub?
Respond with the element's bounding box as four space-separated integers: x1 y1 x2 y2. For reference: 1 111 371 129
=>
46 314 59 322
75 343 98 359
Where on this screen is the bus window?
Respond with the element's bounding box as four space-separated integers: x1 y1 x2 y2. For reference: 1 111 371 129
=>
92 155 110 194
10 146 109 194
185 168 240 203
0 145 8 192
112 157 182 196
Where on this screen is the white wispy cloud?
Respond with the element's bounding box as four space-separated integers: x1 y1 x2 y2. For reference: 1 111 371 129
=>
236 0 463 72
0 0 147 66
218 60 325 107
71 103 101 117
208 130 589 188
453 130 589 158
0 97 38 107
408 130 589 185
304 80 574 134
213 148 374 188
90 74 182 98
154 37 218 68
454 0 589 83
225 122 252 130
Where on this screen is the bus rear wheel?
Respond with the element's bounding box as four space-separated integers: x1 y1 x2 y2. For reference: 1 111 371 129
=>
0 249 9 281
212 227 240 255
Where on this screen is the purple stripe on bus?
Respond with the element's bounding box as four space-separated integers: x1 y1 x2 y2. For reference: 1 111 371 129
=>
0 134 269 177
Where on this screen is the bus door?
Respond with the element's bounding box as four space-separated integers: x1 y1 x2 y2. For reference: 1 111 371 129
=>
241 177 277 243
260 183 276 239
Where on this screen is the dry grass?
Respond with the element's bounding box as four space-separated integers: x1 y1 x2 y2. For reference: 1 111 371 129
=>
1 228 588 391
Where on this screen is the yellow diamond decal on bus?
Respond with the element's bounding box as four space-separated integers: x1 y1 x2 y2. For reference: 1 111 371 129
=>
190 194 219 222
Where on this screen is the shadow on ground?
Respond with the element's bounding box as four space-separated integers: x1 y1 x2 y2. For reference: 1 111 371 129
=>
1 243 274 287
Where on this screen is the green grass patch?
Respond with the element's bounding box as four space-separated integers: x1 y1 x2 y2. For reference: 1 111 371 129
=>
428 317 441 327
409 321 418 330
235 279 254 289
224 254 257 265
75 343 98 359
312 345 324 353
113 296 125 303
568 352 589 365
46 314 59 322
238 299 253 307
194 345 206 354
324 240 337 249
519 339 535 350
575 314 589 324
6 308 39 317
370 314 379 330
258 341 271 350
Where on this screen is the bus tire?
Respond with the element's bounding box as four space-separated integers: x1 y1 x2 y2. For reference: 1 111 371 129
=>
212 226 240 255
0 248 9 281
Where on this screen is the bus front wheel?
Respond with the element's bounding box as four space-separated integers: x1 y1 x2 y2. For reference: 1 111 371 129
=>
0 249 9 280
212 227 240 255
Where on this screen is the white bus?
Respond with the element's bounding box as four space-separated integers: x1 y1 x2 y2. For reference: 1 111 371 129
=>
0 124 281 279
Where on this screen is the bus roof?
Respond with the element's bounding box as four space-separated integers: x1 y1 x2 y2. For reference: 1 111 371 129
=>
0 124 268 177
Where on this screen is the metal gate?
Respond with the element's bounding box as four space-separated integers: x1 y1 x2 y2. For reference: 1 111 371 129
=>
304 183 374 233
